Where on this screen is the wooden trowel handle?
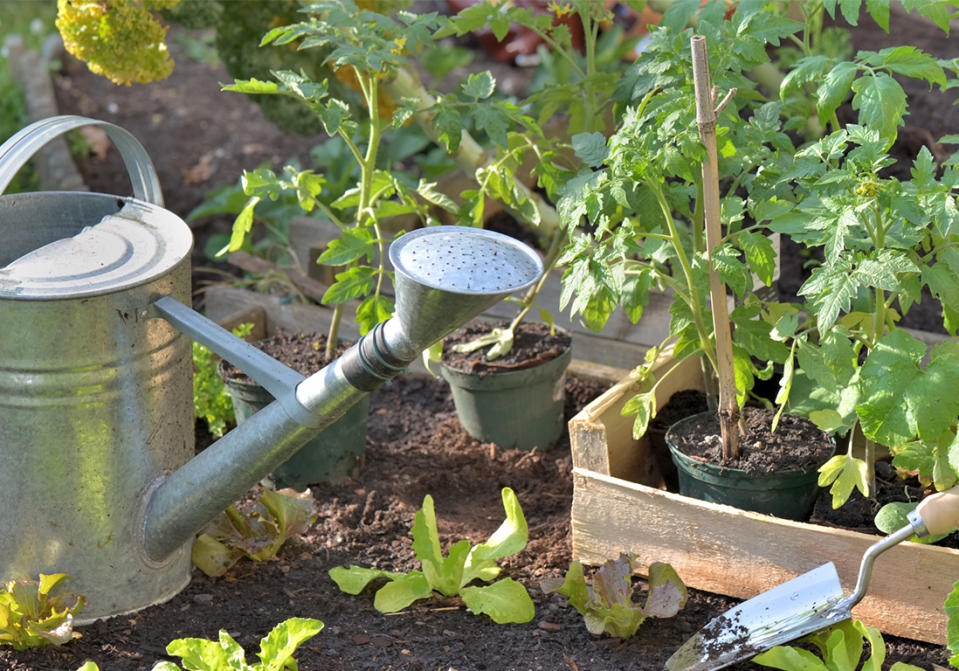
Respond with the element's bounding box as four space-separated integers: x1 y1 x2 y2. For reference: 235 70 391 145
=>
916 486 959 536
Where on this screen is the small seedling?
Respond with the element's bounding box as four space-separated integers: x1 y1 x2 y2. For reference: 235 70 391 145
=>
192 322 254 438
753 619 924 671
0 573 86 650
75 616 323 671
541 554 687 638
192 488 318 577
330 487 535 624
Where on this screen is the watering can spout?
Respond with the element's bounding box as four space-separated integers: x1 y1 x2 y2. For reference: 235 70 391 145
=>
140 226 543 564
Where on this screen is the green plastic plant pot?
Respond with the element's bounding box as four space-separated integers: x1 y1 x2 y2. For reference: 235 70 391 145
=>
665 412 832 521
439 345 572 452
220 370 368 489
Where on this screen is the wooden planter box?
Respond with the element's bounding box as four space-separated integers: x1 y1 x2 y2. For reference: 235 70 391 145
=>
568 351 957 645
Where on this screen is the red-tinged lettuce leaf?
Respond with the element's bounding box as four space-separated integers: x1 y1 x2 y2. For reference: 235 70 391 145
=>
542 554 688 638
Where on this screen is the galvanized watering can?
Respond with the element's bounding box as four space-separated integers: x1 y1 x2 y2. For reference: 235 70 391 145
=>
0 116 543 620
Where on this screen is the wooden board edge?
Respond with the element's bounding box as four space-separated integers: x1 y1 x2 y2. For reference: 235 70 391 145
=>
570 467 954 644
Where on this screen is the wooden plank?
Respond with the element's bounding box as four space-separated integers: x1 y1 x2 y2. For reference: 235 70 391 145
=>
571 467 954 644
568 349 959 645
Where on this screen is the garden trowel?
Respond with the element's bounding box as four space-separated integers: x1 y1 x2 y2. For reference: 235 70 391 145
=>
666 486 959 671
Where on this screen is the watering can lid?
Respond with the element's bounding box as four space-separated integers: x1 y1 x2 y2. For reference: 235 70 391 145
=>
0 199 192 299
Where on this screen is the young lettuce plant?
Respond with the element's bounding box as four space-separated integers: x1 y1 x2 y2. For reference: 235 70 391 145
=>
192 488 319 577
752 618 923 671
193 322 253 438
329 487 534 624
0 573 86 650
541 553 687 638
76 616 324 671
947 580 959 669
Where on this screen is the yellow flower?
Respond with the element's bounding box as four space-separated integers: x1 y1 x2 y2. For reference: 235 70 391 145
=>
549 1 572 17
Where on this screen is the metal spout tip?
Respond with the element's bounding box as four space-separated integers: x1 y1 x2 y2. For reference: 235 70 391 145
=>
388 226 543 348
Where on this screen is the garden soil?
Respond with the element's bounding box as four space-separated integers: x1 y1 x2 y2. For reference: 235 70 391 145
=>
2 7 955 671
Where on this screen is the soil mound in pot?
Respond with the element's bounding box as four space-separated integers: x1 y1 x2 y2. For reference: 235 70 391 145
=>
669 406 834 474
441 321 572 374
219 331 349 382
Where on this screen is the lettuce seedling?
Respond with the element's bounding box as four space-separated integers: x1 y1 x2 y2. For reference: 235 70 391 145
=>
192 488 318 577
0 573 86 650
193 322 253 438
329 487 535 624
753 619 923 671
541 554 687 638
946 580 959 669
72 617 323 671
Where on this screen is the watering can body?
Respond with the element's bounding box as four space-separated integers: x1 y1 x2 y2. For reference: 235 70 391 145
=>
0 116 545 621
0 123 196 618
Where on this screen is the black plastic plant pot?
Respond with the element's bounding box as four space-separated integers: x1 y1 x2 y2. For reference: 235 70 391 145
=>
439 344 572 452
219 364 368 489
665 411 833 521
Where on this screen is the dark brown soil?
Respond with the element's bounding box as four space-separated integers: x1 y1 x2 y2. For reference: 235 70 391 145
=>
668 406 835 475
10 10 951 671
1 374 945 671
441 321 572 373
219 331 350 383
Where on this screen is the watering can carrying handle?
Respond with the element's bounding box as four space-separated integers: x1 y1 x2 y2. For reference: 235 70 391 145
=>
0 115 163 206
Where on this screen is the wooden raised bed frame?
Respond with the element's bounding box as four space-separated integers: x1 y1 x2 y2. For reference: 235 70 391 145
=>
569 351 957 645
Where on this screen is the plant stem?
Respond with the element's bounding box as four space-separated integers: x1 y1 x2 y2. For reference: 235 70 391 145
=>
326 303 345 362
508 230 564 332
692 34 740 460
648 179 717 377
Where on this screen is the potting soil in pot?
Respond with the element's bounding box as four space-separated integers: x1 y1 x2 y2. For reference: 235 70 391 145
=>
668 406 834 474
219 331 348 381
218 331 365 489
440 321 572 374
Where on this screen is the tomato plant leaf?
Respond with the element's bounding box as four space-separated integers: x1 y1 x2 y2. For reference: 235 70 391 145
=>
850 71 907 145
818 453 870 507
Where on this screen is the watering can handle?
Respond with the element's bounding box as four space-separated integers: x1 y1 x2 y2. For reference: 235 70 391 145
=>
0 115 163 206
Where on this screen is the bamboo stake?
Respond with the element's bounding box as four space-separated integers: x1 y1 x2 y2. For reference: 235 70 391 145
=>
691 34 740 460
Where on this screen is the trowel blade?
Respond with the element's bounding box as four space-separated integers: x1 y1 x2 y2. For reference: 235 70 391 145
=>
665 563 850 671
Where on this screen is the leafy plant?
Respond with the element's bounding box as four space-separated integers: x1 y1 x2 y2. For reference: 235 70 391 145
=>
559 7 798 457
753 618 923 671
0 573 86 650
0 1 58 194
772 126 959 507
329 487 535 624
431 0 634 359
192 488 318 577
193 322 254 438
541 553 687 638
220 1 458 359
56 0 179 85
875 500 955 544
76 617 324 671
947 579 959 669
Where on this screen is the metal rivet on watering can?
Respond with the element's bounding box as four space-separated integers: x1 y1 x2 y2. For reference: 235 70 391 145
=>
0 117 544 622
